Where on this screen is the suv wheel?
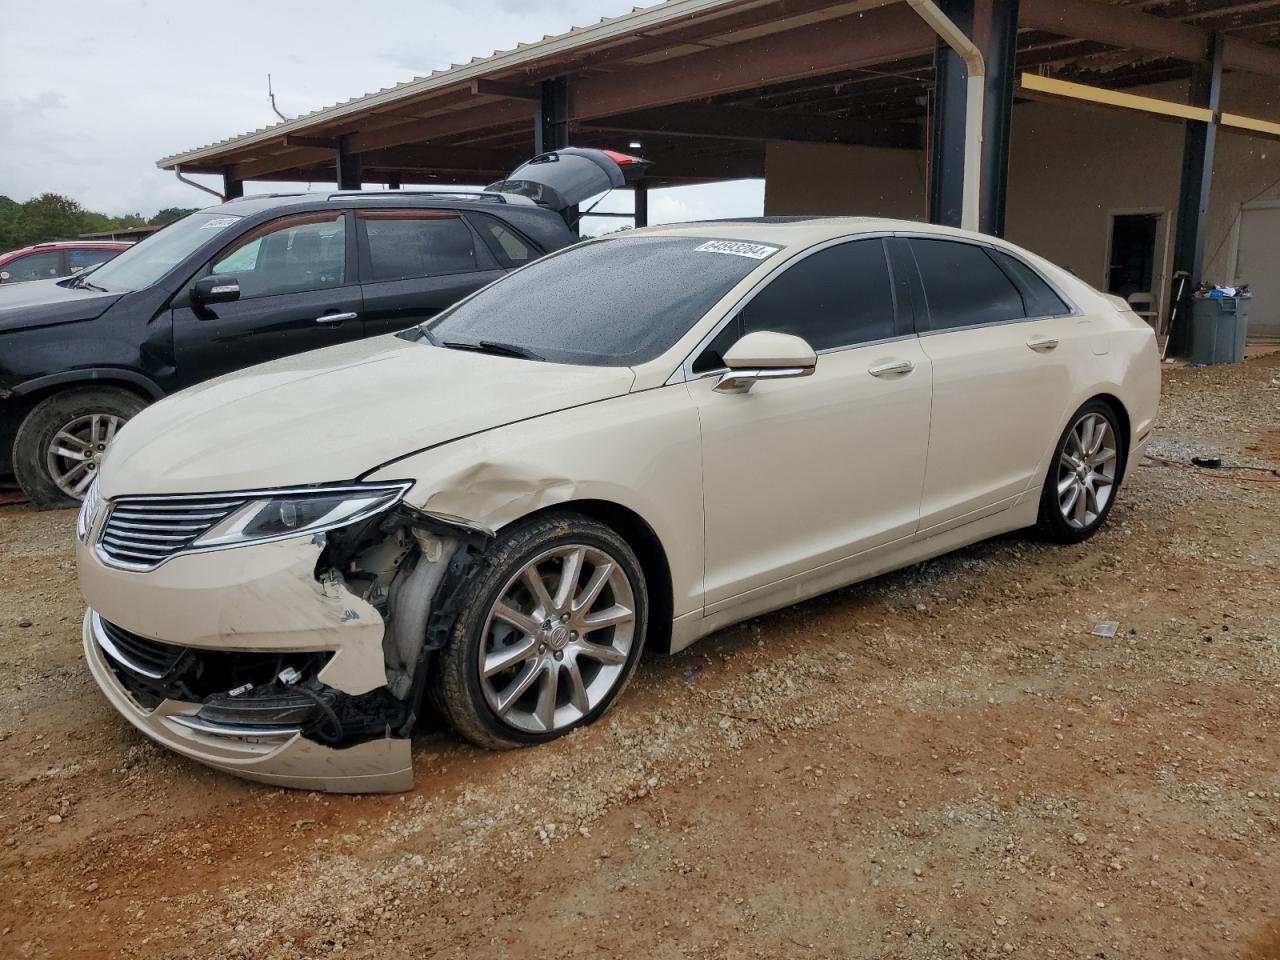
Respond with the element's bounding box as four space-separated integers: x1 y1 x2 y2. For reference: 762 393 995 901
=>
13 387 146 507
431 511 648 750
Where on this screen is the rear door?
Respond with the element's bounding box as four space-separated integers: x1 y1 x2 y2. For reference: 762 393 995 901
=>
356 209 505 336
172 210 364 386
484 147 650 215
898 235 1087 534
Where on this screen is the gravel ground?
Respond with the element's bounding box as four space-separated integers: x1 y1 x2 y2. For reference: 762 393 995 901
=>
1 353 1278 960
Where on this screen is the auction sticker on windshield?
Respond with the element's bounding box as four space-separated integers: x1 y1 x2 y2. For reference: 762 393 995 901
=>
693 240 780 260
200 216 242 230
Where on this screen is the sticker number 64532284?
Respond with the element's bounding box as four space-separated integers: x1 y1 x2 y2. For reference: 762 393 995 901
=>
693 240 780 260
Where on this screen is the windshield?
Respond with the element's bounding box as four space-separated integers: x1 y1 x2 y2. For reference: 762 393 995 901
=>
82 211 243 292
425 235 776 366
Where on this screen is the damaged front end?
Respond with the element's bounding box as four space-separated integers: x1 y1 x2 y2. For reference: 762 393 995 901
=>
80 488 493 793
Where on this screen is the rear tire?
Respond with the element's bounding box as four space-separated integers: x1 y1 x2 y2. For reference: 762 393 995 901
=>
12 387 146 507
431 510 648 751
1036 399 1125 544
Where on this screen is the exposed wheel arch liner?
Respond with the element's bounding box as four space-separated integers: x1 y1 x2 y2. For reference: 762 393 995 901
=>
8 368 165 402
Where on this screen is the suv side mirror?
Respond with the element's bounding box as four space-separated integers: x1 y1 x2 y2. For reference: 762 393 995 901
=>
191 275 241 306
715 330 817 394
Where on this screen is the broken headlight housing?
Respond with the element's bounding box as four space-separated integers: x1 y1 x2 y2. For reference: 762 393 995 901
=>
192 481 412 549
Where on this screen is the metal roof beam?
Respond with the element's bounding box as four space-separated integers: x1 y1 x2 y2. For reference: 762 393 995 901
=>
581 102 923 149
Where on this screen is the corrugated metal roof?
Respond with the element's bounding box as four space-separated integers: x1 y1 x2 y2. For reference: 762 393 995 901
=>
156 0 748 169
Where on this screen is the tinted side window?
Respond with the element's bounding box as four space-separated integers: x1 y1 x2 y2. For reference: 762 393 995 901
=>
910 238 1024 330
693 240 895 372
361 212 477 282
212 213 347 299
69 248 121 271
3 250 63 282
989 249 1070 318
485 221 535 264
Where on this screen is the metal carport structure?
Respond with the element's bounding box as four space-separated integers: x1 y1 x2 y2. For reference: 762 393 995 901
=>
158 0 1280 327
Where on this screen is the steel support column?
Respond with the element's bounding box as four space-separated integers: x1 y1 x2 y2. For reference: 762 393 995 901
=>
634 181 649 228
535 78 569 154
927 0 975 229
386 173 402 189
980 0 1017 236
1167 34 1224 356
336 136 363 191
222 172 244 200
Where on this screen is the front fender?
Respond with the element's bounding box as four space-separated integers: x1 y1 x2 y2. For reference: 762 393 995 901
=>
364 384 705 619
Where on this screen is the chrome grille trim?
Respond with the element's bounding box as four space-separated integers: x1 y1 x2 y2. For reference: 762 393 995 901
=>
90 611 187 679
98 493 248 569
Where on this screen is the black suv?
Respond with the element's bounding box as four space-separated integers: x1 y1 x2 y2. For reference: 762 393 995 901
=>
0 148 648 506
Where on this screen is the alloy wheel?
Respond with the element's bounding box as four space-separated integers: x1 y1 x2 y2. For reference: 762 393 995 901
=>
45 413 125 500
1056 411 1118 529
478 543 636 734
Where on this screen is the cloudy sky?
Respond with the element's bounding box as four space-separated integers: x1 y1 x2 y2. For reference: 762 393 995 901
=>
0 0 762 228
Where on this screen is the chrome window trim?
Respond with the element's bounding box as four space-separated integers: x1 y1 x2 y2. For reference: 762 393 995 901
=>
666 231 897 385
891 230 1083 330
93 481 412 573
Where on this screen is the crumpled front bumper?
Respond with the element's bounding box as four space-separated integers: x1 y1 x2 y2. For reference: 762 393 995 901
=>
76 531 414 793
83 611 413 792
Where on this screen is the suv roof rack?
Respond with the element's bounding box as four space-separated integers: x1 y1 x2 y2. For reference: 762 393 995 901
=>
325 189 507 203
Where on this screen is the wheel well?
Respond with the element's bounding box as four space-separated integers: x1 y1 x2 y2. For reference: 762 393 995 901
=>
20 379 152 409
1092 393 1132 480
517 499 675 655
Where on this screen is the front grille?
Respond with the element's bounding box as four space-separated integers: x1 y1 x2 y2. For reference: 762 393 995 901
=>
98 493 247 568
95 615 188 679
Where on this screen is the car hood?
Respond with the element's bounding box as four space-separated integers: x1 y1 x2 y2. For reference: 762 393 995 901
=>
0 278 121 333
100 335 636 496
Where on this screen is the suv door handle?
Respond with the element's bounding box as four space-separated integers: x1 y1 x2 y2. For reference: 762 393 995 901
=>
868 359 915 378
316 311 358 325
1027 335 1059 351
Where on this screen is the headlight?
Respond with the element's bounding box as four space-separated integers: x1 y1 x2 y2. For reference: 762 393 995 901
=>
191 482 411 549
77 477 102 542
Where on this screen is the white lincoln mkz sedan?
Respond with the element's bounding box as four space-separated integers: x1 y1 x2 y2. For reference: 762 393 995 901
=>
76 217 1159 792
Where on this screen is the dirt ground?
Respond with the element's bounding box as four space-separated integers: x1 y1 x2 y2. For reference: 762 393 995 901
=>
2 354 1278 960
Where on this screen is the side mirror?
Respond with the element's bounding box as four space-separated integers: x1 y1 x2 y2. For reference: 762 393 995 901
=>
191 275 241 306
715 330 817 394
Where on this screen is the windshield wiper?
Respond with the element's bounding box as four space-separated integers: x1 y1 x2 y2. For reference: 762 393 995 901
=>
441 339 544 361
67 273 107 292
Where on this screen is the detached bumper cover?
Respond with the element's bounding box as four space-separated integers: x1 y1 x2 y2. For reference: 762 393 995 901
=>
84 611 412 792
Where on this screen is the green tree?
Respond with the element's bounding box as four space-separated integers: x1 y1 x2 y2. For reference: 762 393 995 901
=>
149 207 198 226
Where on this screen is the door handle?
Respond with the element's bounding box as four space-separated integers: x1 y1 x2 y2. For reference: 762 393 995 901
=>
868 359 915 378
315 311 358 325
1027 335 1059 351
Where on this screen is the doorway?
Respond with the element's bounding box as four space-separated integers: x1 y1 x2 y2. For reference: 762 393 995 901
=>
1233 202 1280 341
1106 211 1164 328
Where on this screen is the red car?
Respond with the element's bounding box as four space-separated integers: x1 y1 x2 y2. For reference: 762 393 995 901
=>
0 241 132 285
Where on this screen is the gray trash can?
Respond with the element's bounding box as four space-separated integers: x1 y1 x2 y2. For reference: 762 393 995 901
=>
1189 296 1250 365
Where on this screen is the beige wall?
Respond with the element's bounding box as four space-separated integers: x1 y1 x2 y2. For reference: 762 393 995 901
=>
763 74 1280 316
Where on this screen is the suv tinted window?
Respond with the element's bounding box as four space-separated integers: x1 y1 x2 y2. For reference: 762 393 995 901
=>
988 249 1070 318
360 211 478 282
910 238 1024 330
2 250 62 282
69 248 120 271
212 213 347 299
485 221 534 264
693 239 895 372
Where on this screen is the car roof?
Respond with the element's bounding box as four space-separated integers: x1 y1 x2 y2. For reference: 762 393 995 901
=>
626 216 991 246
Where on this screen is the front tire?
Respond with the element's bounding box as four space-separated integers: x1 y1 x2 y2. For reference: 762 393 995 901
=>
431 511 649 751
13 387 146 507
1036 400 1125 544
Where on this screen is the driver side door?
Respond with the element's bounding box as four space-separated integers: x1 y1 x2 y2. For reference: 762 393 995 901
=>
690 238 934 613
171 211 365 387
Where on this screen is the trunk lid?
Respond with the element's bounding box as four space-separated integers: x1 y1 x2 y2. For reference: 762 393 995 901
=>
485 147 650 213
